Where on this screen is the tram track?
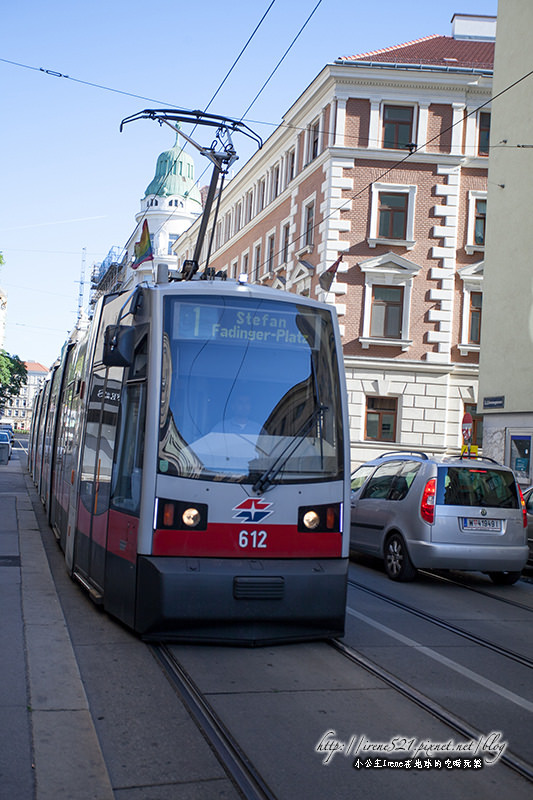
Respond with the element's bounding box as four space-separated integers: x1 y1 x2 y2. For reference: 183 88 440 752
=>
347 577 533 669
329 639 533 783
418 569 533 612
150 643 278 800
152 636 533 789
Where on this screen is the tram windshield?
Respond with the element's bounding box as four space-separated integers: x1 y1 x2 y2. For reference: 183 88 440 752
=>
158 295 344 484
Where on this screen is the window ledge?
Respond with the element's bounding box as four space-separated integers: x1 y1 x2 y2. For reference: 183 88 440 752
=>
465 244 485 255
368 237 415 250
459 343 480 356
360 336 412 351
296 244 314 258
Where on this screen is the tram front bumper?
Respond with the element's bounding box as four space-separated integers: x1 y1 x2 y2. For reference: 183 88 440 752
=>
135 555 348 645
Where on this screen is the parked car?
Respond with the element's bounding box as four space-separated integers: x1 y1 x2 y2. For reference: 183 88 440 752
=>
521 486 533 568
350 451 528 584
0 430 13 460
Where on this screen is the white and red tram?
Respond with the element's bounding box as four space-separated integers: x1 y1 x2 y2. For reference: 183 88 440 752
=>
30 278 350 643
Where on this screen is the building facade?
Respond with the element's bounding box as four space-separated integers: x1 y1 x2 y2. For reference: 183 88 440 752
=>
478 0 533 485
0 361 48 432
173 14 495 467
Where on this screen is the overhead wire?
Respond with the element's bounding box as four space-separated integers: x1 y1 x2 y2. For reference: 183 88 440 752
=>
3 27 533 283
239 0 323 120
233 61 533 277
113 0 281 259
121 0 325 268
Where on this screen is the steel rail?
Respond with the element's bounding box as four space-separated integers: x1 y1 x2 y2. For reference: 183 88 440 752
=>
330 639 533 783
347 577 533 669
417 568 533 613
150 644 278 800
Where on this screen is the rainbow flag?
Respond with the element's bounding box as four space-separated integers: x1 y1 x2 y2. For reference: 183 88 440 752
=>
132 219 153 269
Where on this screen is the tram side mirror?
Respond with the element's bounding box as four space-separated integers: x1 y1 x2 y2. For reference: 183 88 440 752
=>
103 325 135 367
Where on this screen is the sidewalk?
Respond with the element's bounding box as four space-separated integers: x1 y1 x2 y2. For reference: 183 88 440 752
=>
0 455 114 800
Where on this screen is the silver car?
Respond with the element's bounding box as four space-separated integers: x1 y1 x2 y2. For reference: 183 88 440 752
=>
0 430 13 460
350 451 528 584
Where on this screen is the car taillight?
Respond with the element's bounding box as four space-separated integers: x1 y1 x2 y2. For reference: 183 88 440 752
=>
421 478 436 524
518 485 527 528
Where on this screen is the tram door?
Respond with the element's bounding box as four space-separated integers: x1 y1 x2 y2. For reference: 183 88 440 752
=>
74 298 125 593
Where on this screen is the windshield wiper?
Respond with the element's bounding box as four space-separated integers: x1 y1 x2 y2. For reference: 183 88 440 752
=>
252 404 327 494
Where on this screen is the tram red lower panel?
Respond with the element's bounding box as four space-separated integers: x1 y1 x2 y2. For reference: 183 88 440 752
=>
152 523 342 558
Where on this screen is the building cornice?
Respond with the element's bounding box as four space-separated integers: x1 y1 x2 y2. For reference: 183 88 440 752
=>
343 354 479 377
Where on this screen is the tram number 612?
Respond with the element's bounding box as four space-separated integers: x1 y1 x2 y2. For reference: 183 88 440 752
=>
239 530 267 549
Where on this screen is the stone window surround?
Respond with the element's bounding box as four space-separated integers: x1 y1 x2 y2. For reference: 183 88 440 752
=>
458 261 483 355
465 190 487 255
359 251 421 351
368 182 417 249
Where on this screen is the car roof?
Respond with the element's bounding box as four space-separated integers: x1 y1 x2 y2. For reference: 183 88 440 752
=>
352 451 511 473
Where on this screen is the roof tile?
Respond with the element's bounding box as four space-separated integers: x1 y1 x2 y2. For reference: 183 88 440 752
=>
339 35 494 70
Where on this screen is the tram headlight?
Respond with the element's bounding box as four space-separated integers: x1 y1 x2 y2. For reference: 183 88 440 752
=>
298 503 341 532
182 507 201 527
156 498 208 530
303 510 321 529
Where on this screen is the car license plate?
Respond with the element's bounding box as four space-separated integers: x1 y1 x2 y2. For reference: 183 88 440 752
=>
462 518 502 531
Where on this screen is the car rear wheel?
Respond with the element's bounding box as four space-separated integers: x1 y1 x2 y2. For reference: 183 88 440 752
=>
384 534 417 581
488 571 521 585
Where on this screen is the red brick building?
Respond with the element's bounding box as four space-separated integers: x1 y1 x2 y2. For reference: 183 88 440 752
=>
173 14 495 466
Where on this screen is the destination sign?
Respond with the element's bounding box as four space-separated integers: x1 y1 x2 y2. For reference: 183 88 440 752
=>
172 301 317 348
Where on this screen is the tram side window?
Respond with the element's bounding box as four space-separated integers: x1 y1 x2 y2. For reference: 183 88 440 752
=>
111 381 146 515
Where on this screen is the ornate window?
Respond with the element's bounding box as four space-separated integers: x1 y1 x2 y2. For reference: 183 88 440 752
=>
365 397 398 442
458 262 484 355
478 112 490 156
465 191 487 254
382 105 414 150
359 252 420 350
369 183 417 249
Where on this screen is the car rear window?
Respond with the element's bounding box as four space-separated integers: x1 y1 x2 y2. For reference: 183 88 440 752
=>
437 466 519 508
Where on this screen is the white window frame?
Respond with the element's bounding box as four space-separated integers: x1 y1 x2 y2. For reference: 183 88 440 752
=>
368 182 417 249
458 261 483 355
307 118 321 163
240 250 250 280
245 189 254 224
257 178 266 213
296 192 317 256
381 102 418 151
234 201 242 234
359 252 420 350
279 219 292 269
264 228 276 278
465 190 487 254
286 148 296 184
271 163 280 201
252 239 262 283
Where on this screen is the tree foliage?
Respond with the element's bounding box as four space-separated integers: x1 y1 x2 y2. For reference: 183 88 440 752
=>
0 351 27 407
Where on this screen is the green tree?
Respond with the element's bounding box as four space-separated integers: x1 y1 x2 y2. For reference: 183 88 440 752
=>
0 351 27 408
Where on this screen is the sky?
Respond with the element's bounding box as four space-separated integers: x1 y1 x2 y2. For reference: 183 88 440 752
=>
0 0 498 368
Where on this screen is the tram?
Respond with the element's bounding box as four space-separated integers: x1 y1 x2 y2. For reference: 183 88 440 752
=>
30 277 350 643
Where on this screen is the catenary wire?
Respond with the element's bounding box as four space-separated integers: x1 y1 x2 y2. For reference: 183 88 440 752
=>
219 62 533 277
3 46 533 280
